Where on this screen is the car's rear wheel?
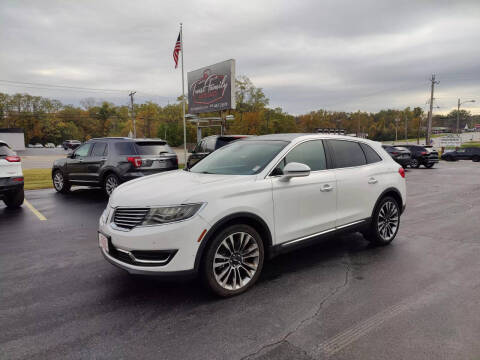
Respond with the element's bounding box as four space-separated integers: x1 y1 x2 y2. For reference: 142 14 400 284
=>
3 188 24 208
410 158 420 168
472 156 480 162
363 196 400 246
424 163 434 168
104 173 119 196
202 224 264 297
53 170 71 193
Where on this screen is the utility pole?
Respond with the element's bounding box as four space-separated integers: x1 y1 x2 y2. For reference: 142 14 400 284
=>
395 118 399 142
405 113 408 143
456 98 476 134
426 74 439 146
129 91 136 138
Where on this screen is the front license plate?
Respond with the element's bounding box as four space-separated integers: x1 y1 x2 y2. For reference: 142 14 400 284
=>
98 232 109 253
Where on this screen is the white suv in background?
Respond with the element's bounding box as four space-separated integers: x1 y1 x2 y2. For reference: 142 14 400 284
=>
0 141 24 208
99 134 406 297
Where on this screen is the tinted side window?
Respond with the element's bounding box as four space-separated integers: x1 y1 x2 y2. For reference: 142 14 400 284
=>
74 143 91 157
114 142 137 155
360 143 382 164
91 142 107 157
277 140 327 172
329 140 366 168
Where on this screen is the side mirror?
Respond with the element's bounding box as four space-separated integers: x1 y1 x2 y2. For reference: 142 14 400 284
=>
67 152 74 159
281 162 311 181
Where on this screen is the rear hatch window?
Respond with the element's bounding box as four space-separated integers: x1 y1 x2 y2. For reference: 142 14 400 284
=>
135 141 172 155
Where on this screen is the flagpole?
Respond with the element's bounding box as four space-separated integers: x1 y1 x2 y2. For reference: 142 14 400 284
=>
180 23 187 165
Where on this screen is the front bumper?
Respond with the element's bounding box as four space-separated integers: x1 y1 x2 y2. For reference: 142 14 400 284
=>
99 212 211 275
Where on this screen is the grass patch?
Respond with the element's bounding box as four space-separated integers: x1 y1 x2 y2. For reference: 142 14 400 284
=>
22 166 185 191
461 142 480 148
23 168 53 190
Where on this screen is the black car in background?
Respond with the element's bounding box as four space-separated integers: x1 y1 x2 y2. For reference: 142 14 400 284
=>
382 145 412 168
441 147 480 162
186 135 250 169
398 145 439 168
52 138 178 196
62 140 82 150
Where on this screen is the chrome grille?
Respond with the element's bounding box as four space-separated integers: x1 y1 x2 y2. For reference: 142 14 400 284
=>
113 207 149 229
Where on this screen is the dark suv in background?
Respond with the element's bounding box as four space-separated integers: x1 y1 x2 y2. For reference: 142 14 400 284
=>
397 145 439 168
52 138 178 196
186 135 250 169
382 145 412 168
62 140 82 150
441 147 480 162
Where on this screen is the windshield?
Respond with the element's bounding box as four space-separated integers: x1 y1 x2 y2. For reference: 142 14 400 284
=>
190 140 288 175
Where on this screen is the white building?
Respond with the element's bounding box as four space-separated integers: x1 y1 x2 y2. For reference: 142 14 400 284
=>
0 128 25 150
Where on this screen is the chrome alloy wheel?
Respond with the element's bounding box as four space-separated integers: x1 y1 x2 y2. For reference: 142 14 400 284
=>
213 232 260 291
377 200 399 241
53 172 64 191
105 175 118 196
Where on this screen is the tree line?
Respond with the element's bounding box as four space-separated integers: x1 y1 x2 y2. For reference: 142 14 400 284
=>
0 76 477 147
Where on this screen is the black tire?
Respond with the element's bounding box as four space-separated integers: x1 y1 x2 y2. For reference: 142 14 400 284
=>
3 188 24 208
444 155 454 162
410 158 420 168
363 196 401 246
104 173 120 196
424 163 434 168
472 156 480 162
52 170 71 193
201 224 264 297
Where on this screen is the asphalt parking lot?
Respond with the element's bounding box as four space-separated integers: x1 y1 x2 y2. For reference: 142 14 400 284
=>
1 162 480 360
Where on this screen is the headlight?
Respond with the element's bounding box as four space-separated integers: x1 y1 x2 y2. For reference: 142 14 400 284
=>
141 203 204 225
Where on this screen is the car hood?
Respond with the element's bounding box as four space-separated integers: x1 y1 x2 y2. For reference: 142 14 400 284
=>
110 170 255 207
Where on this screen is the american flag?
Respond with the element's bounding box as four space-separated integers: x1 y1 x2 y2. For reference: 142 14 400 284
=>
173 32 181 68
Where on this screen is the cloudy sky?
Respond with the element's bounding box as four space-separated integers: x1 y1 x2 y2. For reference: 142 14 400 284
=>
1 0 480 115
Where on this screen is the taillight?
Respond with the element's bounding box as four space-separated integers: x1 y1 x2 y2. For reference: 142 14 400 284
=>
173 156 178 166
5 156 21 162
398 167 405 178
12 177 24 182
421 151 428 156
391 152 399 155
127 156 142 168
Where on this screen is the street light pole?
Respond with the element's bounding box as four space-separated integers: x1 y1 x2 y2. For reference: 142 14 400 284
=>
456 98 476 134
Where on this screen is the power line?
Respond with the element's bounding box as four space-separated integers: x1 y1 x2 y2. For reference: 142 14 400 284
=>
0 79 127 93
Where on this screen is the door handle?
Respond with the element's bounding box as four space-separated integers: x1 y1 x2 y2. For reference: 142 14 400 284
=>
368 177 378 184
320 184 334 192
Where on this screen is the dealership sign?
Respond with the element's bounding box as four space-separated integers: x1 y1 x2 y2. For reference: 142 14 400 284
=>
187 59 236 113
439 135 462 147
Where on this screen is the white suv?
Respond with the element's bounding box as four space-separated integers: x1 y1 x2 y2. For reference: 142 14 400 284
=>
99 134 406 296
0 141 24 208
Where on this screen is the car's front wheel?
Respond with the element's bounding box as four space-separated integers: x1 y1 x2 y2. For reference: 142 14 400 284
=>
202 224 264 297
3 188 24 208
363 196 400 246
424 163 434 168
52 170 71 193
472 155 480 162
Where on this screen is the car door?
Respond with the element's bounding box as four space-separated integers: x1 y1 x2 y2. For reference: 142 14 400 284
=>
84 142 108 182
326 139 381 227
67 143 92 181
271 140 337 245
